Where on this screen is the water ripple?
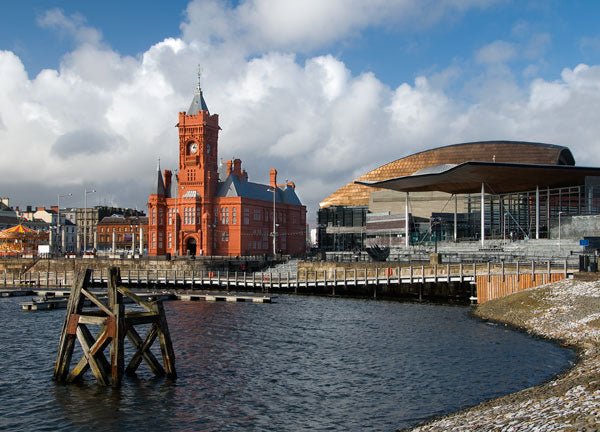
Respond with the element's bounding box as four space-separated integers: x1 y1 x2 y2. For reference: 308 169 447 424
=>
0 295 574 432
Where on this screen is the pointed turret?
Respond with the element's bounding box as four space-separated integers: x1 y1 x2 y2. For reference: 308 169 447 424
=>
187 66 209 115
156 159 166 196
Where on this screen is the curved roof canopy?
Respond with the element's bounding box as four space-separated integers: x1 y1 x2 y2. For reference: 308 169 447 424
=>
320 141 575 208
357 162 600 195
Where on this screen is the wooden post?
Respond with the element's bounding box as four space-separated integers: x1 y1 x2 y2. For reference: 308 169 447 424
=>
516 260 520 281
108 268 124 387
532 260 536 282
333 268 336 296
53 269 91 383
564 259 568 278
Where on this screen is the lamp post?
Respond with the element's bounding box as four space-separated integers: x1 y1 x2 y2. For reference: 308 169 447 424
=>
83 189 96 253
558 211 565 250
267 187 277 257
57 193 72 255
430 217 441 254
503 212 508 244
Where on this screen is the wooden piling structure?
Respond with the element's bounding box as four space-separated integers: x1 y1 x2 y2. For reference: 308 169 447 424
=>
53 267 176 387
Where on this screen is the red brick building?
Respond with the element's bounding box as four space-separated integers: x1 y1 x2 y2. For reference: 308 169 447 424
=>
147 78 306 257
97 216 148 253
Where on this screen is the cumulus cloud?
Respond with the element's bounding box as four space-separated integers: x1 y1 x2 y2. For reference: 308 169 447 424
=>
2 0 600 224
181 0 500 54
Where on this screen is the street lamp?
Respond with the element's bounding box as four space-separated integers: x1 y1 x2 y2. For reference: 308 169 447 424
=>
83 189 96 253
558 211 565 250
57 193 72 255
430 217 441 254
267 186 277 257
503 212 508 244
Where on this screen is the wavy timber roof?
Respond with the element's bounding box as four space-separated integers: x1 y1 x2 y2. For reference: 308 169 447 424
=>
320 141 575 208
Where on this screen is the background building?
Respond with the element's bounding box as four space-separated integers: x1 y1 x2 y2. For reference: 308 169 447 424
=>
63 206 145 252
97 215 148 254
319 141 600 250
148 76 306 257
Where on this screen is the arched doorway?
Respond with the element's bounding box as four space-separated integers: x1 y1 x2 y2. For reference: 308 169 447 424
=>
186 237 197 256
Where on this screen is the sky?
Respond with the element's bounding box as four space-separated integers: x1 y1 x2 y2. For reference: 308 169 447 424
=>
1 0 600 224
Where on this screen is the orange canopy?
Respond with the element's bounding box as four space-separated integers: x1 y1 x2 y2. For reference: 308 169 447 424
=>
0 224 36 235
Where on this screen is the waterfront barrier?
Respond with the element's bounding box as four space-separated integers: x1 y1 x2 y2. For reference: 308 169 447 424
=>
3 259 575 303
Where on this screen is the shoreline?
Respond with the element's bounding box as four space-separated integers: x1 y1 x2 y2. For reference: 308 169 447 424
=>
406 277 600 431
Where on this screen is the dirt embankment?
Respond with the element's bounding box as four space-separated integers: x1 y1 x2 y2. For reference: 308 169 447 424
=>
408 278 600 431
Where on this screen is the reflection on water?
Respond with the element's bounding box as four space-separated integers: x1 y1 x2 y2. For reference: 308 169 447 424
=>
0 295 574 431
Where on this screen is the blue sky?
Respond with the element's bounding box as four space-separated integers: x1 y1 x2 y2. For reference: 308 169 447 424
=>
1 0 600 219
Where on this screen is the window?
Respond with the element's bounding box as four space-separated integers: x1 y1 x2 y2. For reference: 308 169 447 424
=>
221 232 229 242
168 232 172 249
254 209 261 221
221 207 229 224
244 208 250 225
151 233 156 248
232 208 237 225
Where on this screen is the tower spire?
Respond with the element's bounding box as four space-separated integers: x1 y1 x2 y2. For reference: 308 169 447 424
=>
187 65 209 115
196 65 202 94
155 158 166 196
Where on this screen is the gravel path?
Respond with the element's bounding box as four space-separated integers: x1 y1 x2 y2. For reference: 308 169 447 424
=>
407 277 600 431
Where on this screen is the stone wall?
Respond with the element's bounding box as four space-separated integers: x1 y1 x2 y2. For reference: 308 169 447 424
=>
549 214 600 239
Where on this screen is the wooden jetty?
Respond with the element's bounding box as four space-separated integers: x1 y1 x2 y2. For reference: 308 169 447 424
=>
53 267 176 387
177 293 272 303
4 259 576 303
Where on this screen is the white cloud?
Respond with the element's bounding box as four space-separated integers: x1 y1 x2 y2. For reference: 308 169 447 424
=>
37 9 103 47
476 40 517 65
181 0 500 54
2 0 600 223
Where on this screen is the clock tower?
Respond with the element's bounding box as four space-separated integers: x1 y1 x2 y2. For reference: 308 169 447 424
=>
175 71 220 255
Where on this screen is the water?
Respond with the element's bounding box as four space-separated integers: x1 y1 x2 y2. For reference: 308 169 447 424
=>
0 295 574 432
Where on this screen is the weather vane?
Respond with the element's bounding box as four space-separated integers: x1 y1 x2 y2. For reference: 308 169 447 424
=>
196 64 203 94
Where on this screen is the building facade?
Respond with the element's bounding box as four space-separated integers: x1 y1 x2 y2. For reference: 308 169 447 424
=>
97 216 148 254
318 141 600 250
148 79 306 257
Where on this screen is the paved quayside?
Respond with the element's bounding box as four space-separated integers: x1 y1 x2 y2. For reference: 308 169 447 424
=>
407 277 600 431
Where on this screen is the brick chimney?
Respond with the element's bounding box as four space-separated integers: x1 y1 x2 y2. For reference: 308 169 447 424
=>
226 160 233 177
270 168 278 188
233 159 243 178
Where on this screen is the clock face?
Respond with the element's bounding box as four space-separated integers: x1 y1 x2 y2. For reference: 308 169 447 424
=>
188 142 198 154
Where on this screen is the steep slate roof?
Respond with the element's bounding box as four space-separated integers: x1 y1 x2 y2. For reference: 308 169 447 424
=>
155 164 166 197
187 88 209 115
320 141 575 208
216 175 302 206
